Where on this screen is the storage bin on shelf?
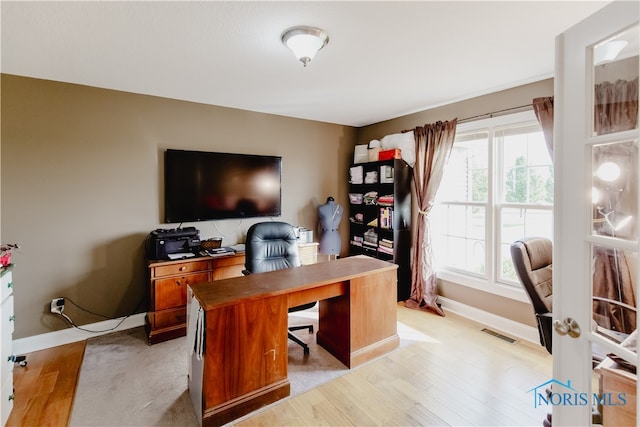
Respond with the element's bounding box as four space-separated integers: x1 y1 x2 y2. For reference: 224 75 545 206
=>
378 149 402 161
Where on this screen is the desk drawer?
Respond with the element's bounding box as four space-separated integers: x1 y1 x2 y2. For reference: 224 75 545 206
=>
213 255 245 268
154 272 209 310
213 264 244 280
153 260 211 278
149 307 186 330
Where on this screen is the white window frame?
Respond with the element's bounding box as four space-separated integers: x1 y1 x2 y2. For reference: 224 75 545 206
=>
435 110 552 302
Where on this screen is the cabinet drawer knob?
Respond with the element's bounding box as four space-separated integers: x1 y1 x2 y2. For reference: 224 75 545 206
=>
179 266 187 271
8 394 14 401
7 282 13 289
9 315 15 322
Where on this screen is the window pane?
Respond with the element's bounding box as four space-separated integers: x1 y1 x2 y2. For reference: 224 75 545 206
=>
500 242 518 282
498 126 553 205
499 207 553 283
437 132 488 203
501 207 553 242
432 204 486 276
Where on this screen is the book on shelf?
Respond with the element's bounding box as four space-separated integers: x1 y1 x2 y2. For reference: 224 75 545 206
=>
377 245 394 255
380 165 394 183
379 207 393 230
378 238 394 249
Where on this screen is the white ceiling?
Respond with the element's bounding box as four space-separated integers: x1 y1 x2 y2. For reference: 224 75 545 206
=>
1 1 611 127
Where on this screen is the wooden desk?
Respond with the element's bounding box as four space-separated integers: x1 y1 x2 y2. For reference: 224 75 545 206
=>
187 255 399 426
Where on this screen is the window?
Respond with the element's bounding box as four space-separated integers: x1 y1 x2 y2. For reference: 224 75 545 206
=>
431 111 553 297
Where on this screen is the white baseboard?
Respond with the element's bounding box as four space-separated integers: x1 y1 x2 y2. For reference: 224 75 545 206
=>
438 296 540 345
12 313 146 355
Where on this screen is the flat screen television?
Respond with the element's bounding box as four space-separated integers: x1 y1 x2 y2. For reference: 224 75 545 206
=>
164 149 282 223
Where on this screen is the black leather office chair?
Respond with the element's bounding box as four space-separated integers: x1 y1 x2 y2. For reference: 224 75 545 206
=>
244 221 316 354
511 237 553 354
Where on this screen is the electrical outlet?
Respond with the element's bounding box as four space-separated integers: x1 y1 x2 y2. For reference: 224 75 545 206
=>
50 298 64 314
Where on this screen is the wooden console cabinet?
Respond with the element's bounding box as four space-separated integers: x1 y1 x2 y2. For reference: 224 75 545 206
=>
146 254 245 344
596 357 637 427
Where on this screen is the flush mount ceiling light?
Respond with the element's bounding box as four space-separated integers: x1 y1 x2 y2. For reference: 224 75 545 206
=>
281 26 329 67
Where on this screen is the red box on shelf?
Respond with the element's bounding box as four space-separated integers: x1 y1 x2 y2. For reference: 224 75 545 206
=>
378 149 402 161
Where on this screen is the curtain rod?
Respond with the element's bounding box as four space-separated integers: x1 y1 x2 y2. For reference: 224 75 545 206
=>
457 103 533 124
401 102 535 133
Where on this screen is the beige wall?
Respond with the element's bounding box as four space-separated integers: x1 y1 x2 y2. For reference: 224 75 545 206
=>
356 78 555 329
1 74 356 338
2 73 556 338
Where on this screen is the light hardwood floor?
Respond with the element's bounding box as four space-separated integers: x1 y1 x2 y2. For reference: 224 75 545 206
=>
6 340 86 427
7 305 551 426
234 305 552 426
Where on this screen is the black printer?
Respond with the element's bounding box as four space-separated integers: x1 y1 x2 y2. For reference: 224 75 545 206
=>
145 227 201 260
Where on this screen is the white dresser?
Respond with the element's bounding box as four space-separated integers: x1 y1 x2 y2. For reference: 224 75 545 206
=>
0 267 15 426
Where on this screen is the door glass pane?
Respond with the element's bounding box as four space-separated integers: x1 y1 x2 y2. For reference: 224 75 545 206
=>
591 245 637 426
592 140 638 241
592 25 639 136
592 245 637 336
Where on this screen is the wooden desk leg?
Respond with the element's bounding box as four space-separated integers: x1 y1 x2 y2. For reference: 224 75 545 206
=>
317 269 400 368
200 295 290 426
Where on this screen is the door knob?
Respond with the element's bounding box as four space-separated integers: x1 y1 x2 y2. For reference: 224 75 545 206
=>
553 317 581 338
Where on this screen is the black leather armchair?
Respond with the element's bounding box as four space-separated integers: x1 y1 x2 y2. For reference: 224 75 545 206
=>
511 237 553 354
244 221 316 354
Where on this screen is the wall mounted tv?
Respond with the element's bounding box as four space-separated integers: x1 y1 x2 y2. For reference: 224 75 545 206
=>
164 149 282 223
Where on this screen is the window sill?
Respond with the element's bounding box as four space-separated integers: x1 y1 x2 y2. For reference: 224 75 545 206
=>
436 269 530 304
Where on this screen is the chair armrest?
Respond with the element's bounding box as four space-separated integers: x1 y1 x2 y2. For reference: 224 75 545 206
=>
535 312 553 354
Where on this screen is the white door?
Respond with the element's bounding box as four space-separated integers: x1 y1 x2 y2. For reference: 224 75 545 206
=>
555 1 638 426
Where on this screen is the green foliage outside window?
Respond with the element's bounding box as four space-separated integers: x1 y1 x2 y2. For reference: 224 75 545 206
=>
505 156 553 204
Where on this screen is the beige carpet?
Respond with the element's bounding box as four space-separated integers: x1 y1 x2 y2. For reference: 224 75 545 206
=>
69 310 361 426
